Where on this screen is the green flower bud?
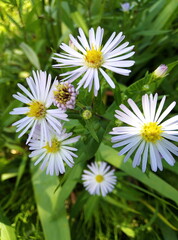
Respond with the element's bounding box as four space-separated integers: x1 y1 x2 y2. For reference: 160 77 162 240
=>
82 110 92 120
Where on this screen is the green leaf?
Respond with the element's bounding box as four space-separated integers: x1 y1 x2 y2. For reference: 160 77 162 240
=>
84 196 99 222
15 154 28 189
1 100 23 128
97 143 178 205
4 12 21 30
159 221 178 240
31 161 71 240
113 82 122 106
121 227 135 238
135 30 170 36
104 196 140 214
85 119 99 142
151 0 178 30
53 123 108 216
0 207 16 240
20 42 41 69
141 200 178 231
61 4 75 32
70 11 88 35
163 162 178 175
167 60 178 73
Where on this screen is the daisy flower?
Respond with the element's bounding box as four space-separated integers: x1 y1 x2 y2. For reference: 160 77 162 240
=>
29 127 80 175
53 26 135 96
10 70 68 144
110 93 178 172
82 162 117 196
53 81 78 110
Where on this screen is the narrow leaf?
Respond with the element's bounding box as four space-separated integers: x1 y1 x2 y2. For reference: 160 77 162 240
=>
97 143 178 205
20 42 41 69
0 207 16 240
31 161 71 240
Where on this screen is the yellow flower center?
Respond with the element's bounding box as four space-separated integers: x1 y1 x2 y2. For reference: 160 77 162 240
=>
95 174 104 183
141 122 163 143
85 48 103 68
54 83 71 104
27 101 46 119
44 138 60 153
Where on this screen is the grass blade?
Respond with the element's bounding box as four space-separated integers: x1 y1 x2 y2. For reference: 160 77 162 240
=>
0 207 16 240
31 161 71 240
20 42 41 69
97 143 178 205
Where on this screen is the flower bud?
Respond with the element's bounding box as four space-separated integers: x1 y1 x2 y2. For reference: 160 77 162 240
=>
153 64 168 78
82 110 92 120
120 3 132 12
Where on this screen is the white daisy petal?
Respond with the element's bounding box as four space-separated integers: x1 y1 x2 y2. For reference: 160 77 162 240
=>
17 83 35 100
99 68 115 88
29 127 80 176
69 34 86 54
102 65 131 76
10 71 68 143
157 101 176 124
102 32 124 54
104 60 135 67
60 43 83 58
89 28 96 48
78 28 90 49
110 93 178 172
132 141 145 168
106 45 134 59
154 96 166 122
82 162 116 197
142 143 149 172
107 51 135 62
13 94 30 104
101 32 116 52
156 142 175 166
53 27 134 96
149 143 158 172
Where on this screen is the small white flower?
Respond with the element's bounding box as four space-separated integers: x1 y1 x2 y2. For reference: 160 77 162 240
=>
110 93 178 172
82 162 117 196
120 3 132 12
29 127 80 176
10 71 68 144
53 26 135 96
53 81 78 110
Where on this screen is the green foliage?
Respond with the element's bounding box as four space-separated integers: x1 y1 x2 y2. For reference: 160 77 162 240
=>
0 0 178 240
31 162 71 240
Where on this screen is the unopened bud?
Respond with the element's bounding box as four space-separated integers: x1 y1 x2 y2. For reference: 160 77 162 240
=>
120 3 132 12
82 110 92 120
153 64 168 78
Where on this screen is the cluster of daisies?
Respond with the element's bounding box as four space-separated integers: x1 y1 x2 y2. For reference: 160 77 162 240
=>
10 26 178 197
